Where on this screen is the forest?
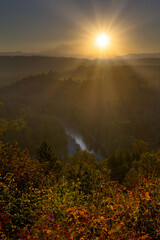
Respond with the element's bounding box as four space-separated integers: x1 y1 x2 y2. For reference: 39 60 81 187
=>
0 57 160 239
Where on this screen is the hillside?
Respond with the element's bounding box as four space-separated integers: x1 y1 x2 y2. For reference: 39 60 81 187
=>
1 63 160 160
0 56 91 87
0 55 160 87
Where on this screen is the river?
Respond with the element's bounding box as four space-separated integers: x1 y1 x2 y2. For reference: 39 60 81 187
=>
60 120 105 161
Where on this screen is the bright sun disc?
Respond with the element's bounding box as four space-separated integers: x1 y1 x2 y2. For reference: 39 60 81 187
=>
96 34 110 48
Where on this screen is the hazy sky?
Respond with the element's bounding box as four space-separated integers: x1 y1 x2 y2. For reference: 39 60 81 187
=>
0 0 160 57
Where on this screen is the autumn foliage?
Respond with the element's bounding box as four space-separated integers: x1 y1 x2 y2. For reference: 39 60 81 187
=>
0 142 160 239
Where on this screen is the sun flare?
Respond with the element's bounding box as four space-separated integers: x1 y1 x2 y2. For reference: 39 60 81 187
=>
96 33 110 48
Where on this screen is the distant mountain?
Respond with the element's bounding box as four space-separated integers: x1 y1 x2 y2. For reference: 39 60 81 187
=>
0 44 88 58
117 53 160 59
1 49 160 60
40 43 88 58
0 51 35 56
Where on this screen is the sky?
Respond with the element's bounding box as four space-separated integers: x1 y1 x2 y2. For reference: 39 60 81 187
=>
0 0 160 57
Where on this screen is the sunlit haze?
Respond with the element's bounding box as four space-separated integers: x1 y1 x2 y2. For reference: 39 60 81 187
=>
0 0 160 58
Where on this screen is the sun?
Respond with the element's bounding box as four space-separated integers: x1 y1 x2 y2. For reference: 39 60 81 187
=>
96 33 110 48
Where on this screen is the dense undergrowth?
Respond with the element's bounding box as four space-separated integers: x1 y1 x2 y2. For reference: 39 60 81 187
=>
0 141 160 239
